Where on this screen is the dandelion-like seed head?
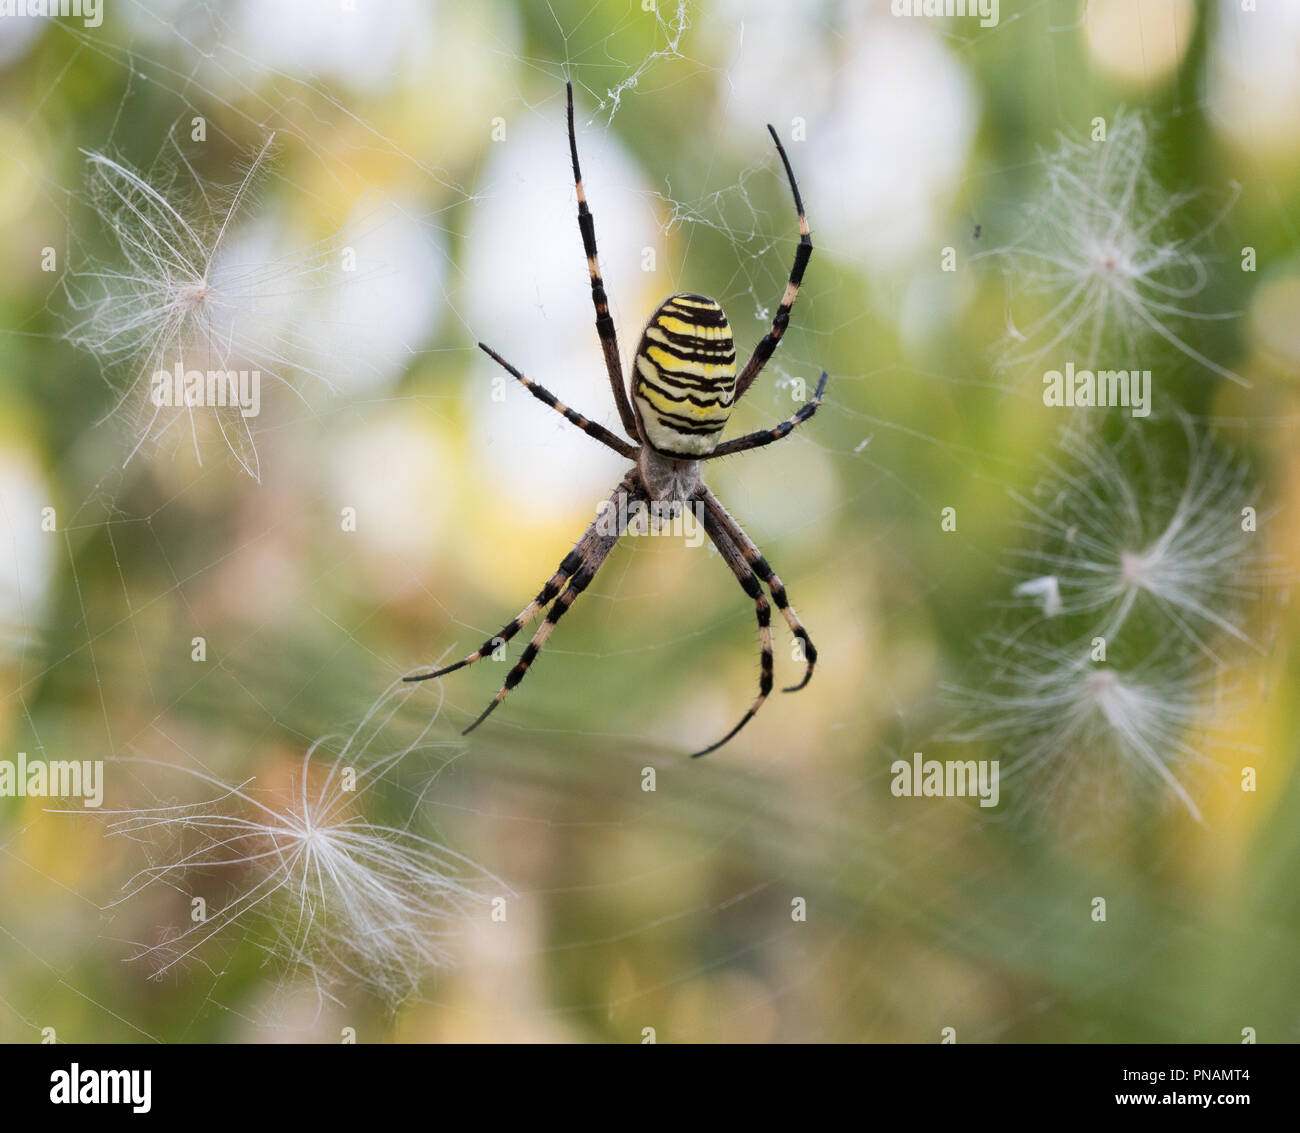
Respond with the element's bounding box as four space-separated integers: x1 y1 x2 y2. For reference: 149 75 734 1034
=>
951 423 1281 827
63 129 352 480
946 644 1220 824
1118 549 1146 584
1010 422 1280 663
985 110 1244 385
98 685 503 1004
1085 667 1117 694
1083 234 1135 280
178 279 214 308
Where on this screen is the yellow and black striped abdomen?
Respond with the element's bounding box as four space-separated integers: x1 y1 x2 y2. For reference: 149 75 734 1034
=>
632 293 737 456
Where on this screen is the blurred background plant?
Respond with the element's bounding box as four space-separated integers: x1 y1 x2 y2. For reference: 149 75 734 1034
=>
1 0 1298 1043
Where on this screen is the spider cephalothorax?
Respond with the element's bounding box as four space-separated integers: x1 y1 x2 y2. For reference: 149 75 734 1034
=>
407 82 826 757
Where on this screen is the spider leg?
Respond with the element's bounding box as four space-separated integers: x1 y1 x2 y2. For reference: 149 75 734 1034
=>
733 126 813 403
691 505 774 758
700 488 817 692
406 474 636 682
566 81 640 441
462 513 628 735
405 553 580 683
701 371 827 461
478 342 639 460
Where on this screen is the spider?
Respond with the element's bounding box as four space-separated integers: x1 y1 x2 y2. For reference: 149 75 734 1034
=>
407 82 826 757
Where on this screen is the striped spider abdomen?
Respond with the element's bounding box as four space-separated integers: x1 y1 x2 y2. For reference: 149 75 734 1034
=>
632 292 737 456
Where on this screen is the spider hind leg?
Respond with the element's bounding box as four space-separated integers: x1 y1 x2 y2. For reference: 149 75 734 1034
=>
692 504 774 758
403 546 586 683
702 486 817 695
463 521 624 734
406 475 636 689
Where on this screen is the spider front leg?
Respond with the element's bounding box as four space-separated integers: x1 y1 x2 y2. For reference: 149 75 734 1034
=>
702 371 827 460
566 81 640 440
701 488 817 692
733 125 813 403
477 342 638 459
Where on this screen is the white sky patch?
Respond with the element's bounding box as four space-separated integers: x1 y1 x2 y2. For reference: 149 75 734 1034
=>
704 0 834 143
461 98 661 521
1208 0 1300 160
899 267 978 351
0 7 44 69
1083 0 1197 89
0 445 54 655
802 14 978 273
232 0 438 92
330 411 453 582
327 198 448 393
205 196 444 399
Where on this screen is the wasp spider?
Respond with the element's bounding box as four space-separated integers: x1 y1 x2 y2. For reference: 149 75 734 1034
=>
408 83 826 757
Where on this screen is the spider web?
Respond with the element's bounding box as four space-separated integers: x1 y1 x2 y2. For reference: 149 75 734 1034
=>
1 0 1298 1044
